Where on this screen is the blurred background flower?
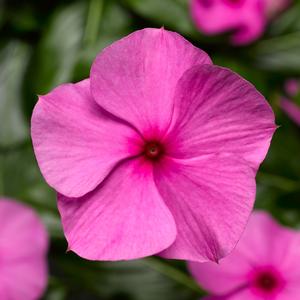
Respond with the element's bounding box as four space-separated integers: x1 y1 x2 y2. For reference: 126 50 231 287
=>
280 79 300 126
189 211 300 299
1 0 300 299
190 0 291 45
0 198 48 300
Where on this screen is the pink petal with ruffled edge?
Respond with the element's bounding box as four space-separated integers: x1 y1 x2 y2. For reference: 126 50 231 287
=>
31 79 142 198
0 198 48 300
154 154 256 262
189 212 300 299
280 98 300 126
58 158 177 261
190 0 266 45
165 64 276 171
90 28 212 138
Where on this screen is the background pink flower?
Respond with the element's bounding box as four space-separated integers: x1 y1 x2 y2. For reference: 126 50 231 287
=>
280 79 300 126
280 98 300 126
189 211 300 299
190 0 291 45
31 28 275 262
0 198 48 300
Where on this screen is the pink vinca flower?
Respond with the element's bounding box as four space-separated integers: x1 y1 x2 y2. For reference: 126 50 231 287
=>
31 28 275 262
189 211 300 299
190 0 291 45
280 79 300 126
0 198 48 300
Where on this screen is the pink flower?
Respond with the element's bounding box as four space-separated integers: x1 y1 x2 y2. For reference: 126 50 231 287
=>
31 28 275 262
284 78 299 97
280 79 300 126
189 211 300 299
190 0 291 45
280 98 300 126
0 198 48 300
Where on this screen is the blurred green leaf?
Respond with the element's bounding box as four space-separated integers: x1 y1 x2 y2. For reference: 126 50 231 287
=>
252 32 300 74
74 0 133 80
269 3 300 36
52 254 202 300
256 113 300 227
43 278 67 300
122 0 198 38
0 145 62 237
29 2 86 95
0 41 29 147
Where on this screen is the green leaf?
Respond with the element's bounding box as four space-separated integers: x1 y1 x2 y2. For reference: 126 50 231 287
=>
256 113 300 227
42 277 67 300
51 254 202 300
251 32 300 74
0 145 62 238
29 2 86 95
122 0 198 38
74 0 133 81
0 41 30 148
268 3 300 36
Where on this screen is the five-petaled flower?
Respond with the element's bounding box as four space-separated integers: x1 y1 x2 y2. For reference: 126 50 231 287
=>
31 28 276 262
0 198 48 300
190 0 291 45
189 211 300 299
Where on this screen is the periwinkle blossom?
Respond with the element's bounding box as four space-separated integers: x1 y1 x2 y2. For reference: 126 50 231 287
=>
280 79 300 126
190 0 291 45
31 28 275 262
189 211 300 300
0 198 48 300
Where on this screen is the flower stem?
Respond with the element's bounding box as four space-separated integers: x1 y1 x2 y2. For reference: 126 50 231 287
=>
142 257 204 295
83 0 103 47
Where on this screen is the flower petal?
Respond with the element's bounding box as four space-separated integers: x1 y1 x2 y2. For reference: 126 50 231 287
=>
234 212 300 275
0 199 48 300
165 65 276 171
0 198 48 260
190 0 265 45
31 79 142 198
0 259 48 300
201 291 254 300
154 154 256 262
57 158 177 261
90 28 212 137
188 212 300 297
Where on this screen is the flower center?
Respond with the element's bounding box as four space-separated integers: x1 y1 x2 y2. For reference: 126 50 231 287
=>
223 0 245 6
249 267 285 297
254 272 278 292
197 0 214 8
144 141 164 160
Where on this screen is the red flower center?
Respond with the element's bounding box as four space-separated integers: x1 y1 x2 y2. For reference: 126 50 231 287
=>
144 141 164 160
254 272 278 292
250 267 285 297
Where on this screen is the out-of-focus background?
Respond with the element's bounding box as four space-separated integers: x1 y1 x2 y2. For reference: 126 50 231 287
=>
1 0 300 299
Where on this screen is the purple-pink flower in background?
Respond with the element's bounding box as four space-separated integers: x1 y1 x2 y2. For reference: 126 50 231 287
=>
189 211 300 299
31 28 275 262
190 0 291 45
280 79 300 126
0 198 48 300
